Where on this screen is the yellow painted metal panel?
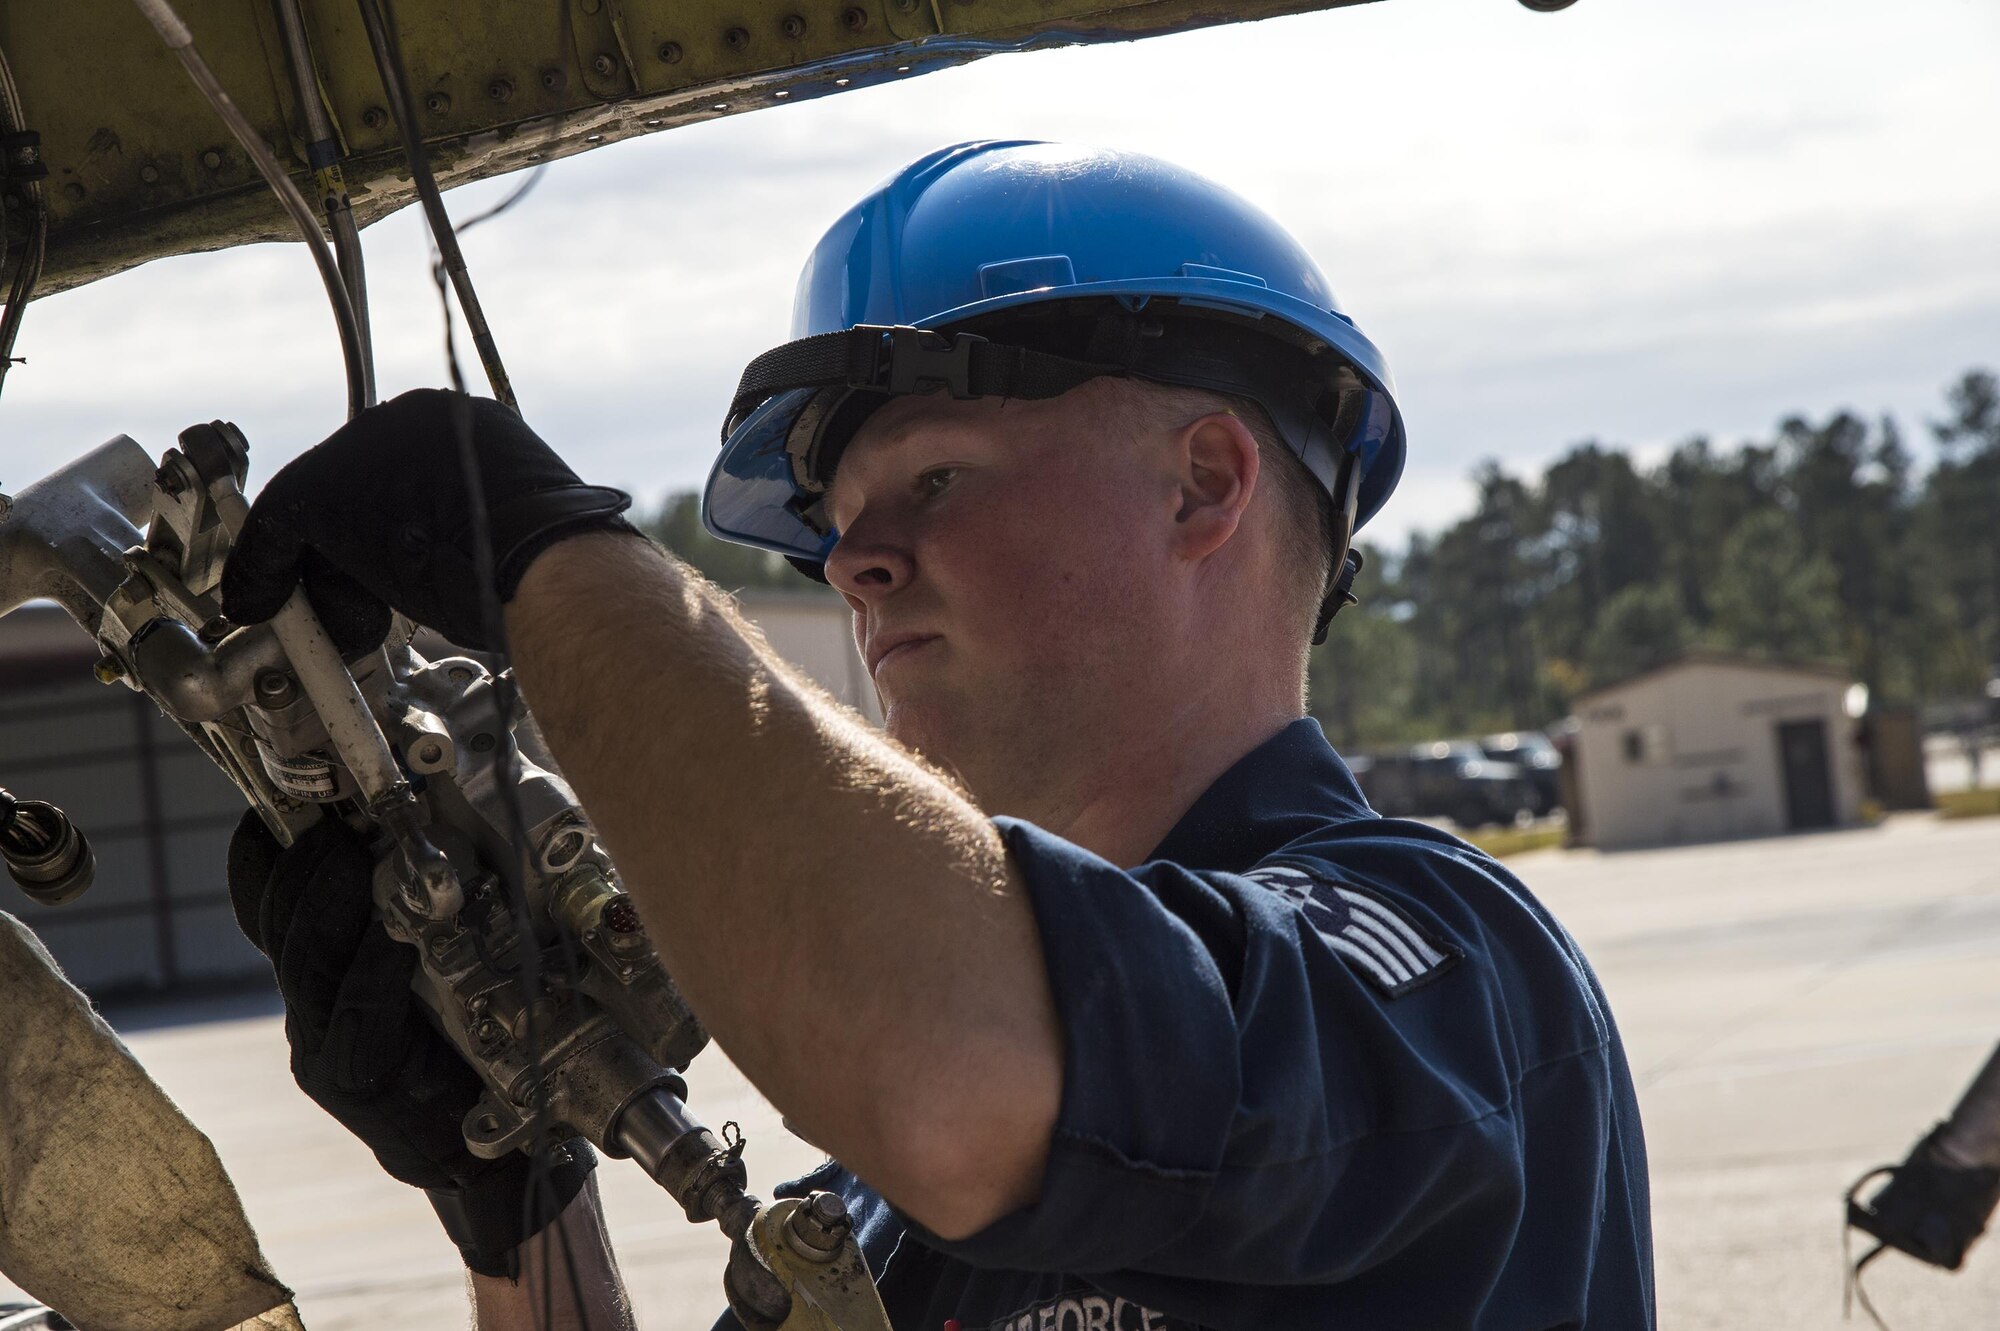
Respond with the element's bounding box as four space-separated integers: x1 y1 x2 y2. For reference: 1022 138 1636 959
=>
0 0 1378 295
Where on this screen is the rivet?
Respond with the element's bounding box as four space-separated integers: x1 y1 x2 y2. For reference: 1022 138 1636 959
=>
841 6 869 31
139 163 161 184
361 106 388 129
591 52 617 76
781 13 807 38
488 77 514 102
540 66 568 91
201 148 225 169
657 41 683 64
724 26 750 50
62 181 85 202
424 91 451 115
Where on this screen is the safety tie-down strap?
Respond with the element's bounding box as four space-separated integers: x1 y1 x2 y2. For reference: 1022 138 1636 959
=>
725 325 1118 438
0 912 302 1331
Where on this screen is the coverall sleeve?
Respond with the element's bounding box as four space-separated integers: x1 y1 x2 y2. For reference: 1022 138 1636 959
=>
908 818 1603 1285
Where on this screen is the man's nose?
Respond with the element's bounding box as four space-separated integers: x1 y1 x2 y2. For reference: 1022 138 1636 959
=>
823 513 915 603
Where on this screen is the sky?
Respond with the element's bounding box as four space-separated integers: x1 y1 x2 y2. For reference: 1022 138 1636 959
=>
1 0 1995 546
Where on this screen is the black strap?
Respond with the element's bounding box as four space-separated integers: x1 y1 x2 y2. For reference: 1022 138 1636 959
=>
725 325 1117 439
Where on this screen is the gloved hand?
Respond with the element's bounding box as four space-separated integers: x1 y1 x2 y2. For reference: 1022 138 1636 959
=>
220 388 639 654
227 810 593 1277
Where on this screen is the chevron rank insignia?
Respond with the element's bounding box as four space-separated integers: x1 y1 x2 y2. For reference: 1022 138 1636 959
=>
1242 862 1460 997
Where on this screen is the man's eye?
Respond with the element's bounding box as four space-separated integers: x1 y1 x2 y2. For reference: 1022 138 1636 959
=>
918 467 957 498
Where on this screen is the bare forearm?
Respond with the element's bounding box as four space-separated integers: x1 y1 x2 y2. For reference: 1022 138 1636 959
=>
507 533 1060 1235
471 1179 633 1331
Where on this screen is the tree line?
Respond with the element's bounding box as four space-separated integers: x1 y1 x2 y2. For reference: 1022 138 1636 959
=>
642 367 2000 752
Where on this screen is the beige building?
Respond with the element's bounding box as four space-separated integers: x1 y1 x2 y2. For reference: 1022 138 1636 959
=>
1569 651 1863 850
0 589 871 995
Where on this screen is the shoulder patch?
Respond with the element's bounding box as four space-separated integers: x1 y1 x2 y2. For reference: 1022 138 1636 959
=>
1243 861 1461 997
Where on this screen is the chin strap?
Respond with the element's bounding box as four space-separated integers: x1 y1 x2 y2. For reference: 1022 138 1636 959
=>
1310 447 1368 646
1312 547 1365 646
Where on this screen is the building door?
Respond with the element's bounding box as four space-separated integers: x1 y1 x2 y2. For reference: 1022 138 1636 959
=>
1776 719 1836 830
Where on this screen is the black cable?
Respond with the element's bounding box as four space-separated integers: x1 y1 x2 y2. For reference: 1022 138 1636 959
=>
128 0 371 418
354 0 518 411
0 39 46 398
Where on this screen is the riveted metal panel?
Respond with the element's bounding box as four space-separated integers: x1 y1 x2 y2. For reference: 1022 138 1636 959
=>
0 0 1380 295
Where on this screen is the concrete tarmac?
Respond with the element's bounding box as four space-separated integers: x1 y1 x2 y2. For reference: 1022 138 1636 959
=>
5 813 1999 1328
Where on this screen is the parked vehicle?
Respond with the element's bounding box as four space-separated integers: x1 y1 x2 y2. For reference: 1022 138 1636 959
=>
1481 730 1564 817
1353 741 1536 829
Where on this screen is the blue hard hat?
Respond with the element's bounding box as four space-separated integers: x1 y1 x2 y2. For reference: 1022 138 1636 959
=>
703 140 1406 579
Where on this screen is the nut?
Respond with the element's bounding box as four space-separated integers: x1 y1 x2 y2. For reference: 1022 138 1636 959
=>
253 668 297 707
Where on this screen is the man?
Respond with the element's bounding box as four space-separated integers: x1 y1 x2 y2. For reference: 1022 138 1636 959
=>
224 141 1653 1329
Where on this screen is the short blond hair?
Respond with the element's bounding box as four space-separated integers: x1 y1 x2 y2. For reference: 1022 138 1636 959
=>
1110 379 1336 643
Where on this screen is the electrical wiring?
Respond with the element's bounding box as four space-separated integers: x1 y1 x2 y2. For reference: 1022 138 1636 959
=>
127 0 371 419
128 1 588 1323
272 0 375 402
351 4 590 1322
0 40 46 400
355 0 518 410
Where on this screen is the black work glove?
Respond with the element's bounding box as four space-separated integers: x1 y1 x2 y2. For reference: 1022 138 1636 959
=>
220 388 639 654
227 810 594 1277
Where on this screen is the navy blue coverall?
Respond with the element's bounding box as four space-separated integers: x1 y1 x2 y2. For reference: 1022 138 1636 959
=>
718 718 1653 1330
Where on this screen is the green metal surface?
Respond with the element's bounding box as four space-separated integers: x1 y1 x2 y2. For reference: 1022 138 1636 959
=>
0 0 1378 296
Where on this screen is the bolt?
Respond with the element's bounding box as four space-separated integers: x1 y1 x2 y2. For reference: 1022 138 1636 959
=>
447 664 475 684
153 463 188 497
657 41 683 63
424 91 451 115
488 77 514 102
414 738 445 766
725 26 750 50
476 1018 503 1044
62 182 85 202
92 655 126 685
139 163 161 184
540 66 568 92
788 1190 851 1255
591 52 617 77
254 668 297 707
361 106 388 130
782 13 807 38
470 732 497 754
841 6 869 31
426 933 449 957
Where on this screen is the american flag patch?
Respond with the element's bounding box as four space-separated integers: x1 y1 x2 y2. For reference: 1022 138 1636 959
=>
1242 862 1459 997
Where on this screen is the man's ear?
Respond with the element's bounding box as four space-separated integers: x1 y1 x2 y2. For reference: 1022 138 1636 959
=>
1170 411 1260 563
